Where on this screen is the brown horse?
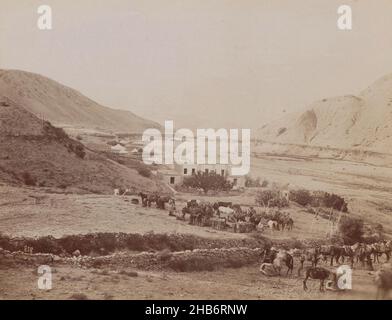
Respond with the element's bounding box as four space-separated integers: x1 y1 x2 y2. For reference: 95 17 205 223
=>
303 267 337 292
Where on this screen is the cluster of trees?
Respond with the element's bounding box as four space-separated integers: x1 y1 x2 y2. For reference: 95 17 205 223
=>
182 171 232 193
290 189 348 212
338 216 364 245
255 190 289 208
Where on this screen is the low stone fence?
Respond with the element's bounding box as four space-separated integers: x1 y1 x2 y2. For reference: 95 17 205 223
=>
0 246 263 272
70 247 264 272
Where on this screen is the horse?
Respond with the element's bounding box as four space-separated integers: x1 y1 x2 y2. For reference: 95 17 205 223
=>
280 215 294 231
273 250 294 276
156 195 174 210
304 247 322 267
353 243 374 268
182 206 204 225
139 192 149 207
260 248 293 276
372 241 391 263
303 267 337 292
267 220 279 231
319 245 344 266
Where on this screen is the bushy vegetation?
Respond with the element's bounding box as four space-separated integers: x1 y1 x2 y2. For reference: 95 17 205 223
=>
22 172 37 186
182 171 232 193
245 176 268 188
245 176 260 187
137 166 152 178
69 143 86 159
290 189 313 206
43 120 86 159
255 190 288 208
290 189 348 212
338 216 364 245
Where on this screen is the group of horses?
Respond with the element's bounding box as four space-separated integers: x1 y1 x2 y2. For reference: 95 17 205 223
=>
303 241 392 268
138 192 175 210
259 241 392 293
138 193 295 234
181 200 255 227
253 210 294 232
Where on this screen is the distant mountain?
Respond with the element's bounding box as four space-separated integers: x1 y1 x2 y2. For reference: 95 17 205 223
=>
257 73 392 154
0 96 167 194
0 69 160 133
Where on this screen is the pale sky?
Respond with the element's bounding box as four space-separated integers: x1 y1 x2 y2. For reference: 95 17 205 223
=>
1 0 392 129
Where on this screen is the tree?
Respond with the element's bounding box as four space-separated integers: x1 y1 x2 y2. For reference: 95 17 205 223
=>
290 189 312 206
339 216 364 245
182 171 232 193
255 190 288 208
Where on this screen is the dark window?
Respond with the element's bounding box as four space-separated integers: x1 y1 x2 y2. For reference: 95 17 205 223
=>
221 169 225 176
170 177 175 184
184 168 188 175
233 178 238 186
192 168 196 175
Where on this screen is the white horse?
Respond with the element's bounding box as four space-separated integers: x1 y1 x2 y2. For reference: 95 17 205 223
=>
267 220 278 231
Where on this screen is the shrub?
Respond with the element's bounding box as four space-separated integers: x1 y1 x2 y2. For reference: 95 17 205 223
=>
338 216 364 245
73 144 86 159
255 190 288 208
137 166 151 178
245 176 261 188
291 189 348 212
322 192 348 212
22 172 36 186
261 179 269 188
290 189 312 206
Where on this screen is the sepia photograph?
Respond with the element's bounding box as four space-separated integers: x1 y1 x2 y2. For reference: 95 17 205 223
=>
1 0 392 306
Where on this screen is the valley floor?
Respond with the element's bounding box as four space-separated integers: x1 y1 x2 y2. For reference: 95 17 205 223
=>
1 154 392 300
0 264 383 300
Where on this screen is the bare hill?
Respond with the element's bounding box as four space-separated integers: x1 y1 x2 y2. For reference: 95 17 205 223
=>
0 97 167 194
257 73 392 154
0 69 160 133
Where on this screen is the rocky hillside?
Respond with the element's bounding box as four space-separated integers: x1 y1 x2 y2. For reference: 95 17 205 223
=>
0 69 160 133
0 97 167 194
257 73 392 154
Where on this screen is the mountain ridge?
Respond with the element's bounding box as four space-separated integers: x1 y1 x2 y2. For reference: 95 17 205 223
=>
0 69 160 133
257 73 392 154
